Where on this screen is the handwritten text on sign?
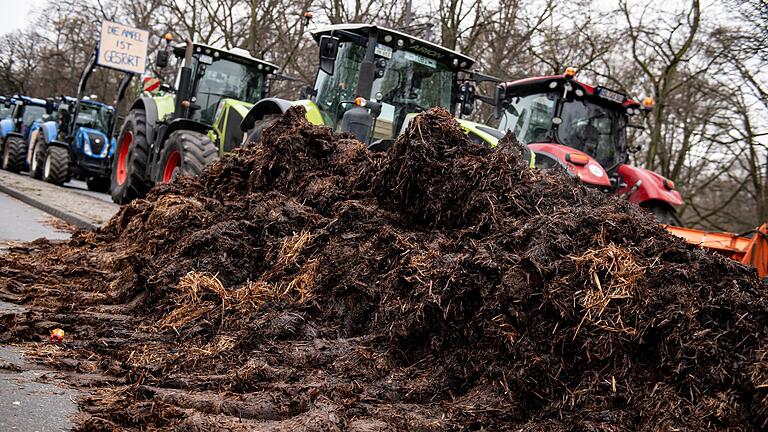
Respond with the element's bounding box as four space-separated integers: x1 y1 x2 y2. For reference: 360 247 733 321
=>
98 21 149 74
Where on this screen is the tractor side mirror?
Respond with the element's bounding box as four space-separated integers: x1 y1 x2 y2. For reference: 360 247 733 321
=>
459 83 475 116
319 35 340 76
45 99 55 115
494 85 504 119
3 100 10 108
156 50 170 68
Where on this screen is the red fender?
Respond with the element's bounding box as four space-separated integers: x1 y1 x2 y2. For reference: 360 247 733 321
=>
528 143 611 188
616 164 683 206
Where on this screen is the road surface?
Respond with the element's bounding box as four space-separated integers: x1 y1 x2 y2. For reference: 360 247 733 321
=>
0 180 82 430
0 191 71 244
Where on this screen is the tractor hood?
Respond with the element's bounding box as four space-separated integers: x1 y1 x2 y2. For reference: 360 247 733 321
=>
527 142 612 188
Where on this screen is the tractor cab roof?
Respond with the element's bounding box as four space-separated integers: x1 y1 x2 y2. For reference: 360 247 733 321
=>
500 74 641 110
173 42 279 75
11 95 47 106
60 96 114 110
311 24 476 71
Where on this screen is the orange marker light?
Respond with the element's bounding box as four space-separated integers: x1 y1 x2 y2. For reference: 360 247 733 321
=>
566 153 589 166
303 11 314 18
663 179 675 190
354 97 367 107
564 67 577 78
642 97 654 109
164 33 173 42
50 328 65 344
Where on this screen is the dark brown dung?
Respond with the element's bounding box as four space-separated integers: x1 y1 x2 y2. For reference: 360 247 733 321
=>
1 107 766 431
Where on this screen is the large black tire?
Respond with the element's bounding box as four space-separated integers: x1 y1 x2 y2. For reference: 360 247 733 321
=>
157 130 218 182
42 146 69 185
244 115 279 147
30 132 47 179
641 201 682 226
2 136 27 173
111 109 151 204
86 176 111 193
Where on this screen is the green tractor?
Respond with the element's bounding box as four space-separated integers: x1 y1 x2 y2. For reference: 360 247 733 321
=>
111 37 278 204
240 24 516 153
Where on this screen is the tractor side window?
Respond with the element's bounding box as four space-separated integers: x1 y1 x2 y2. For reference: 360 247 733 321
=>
22 105 46 127
193 57 265 125
370 50 454 140
314 42 365 127
500 93 555 144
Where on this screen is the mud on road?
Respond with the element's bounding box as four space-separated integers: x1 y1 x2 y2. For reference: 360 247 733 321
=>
0 107 766 431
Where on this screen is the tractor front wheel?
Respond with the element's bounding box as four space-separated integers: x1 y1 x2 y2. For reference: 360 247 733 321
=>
42 146 69 185
244 115 279 147
30 133 48 179
641 201 682 226
158 130 218 182
2 136 27 173
111 109 150 204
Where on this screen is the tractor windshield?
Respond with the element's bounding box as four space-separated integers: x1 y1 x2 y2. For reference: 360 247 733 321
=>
76 104 112 132
22 105 46 126
500 91 628 169
0 106 11 119
558 98 627 169
192 57 266 125
314 42 455 139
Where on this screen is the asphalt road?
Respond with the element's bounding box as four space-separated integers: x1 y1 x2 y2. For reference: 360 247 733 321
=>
61 179 112 203
0 191 71 244
0 190 79 430
0 343 78 432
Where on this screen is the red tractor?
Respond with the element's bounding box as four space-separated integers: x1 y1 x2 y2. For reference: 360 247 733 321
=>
494 68 683 224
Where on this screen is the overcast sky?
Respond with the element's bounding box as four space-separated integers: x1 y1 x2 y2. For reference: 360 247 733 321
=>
0 0 40 34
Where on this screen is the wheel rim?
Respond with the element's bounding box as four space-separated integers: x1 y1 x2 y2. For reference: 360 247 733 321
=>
116 131 133 185
31 145 40 172
43 153 51 179
162 150 181 183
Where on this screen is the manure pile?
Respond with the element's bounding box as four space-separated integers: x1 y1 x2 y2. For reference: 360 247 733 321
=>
1 107 767 431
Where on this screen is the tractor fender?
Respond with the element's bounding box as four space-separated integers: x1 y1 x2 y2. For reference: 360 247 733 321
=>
616 164 683 206
527 143 612 188
26 122 55 165
0 118 15 140
38 121 58 143
240 98 294 132
129 97 160 144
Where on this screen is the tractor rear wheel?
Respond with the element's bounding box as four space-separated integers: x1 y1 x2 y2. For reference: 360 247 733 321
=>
42 146 69 185
30 133 47 179
111 109 150 204
86 176 111 193
244 115 279 147
2 136 27 173
158 130 218 182
641 202 682 226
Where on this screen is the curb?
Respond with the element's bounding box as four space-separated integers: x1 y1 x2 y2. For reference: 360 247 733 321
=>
0 182 97 230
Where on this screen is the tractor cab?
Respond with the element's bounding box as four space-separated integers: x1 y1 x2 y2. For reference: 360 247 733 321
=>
495 69 683 224
0 96 11 119
169 42 278 126
309 24 476 146
55 97 115 137
496 70 644 175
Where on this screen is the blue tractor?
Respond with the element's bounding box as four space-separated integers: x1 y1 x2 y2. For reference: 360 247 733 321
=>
28 96 116 190
1 96 54 173
29 51 133 191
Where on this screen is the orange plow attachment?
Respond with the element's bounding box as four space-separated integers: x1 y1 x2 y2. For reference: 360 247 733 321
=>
665 223 768 279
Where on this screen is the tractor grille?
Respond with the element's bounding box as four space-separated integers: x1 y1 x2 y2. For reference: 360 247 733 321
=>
88 132 107 156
